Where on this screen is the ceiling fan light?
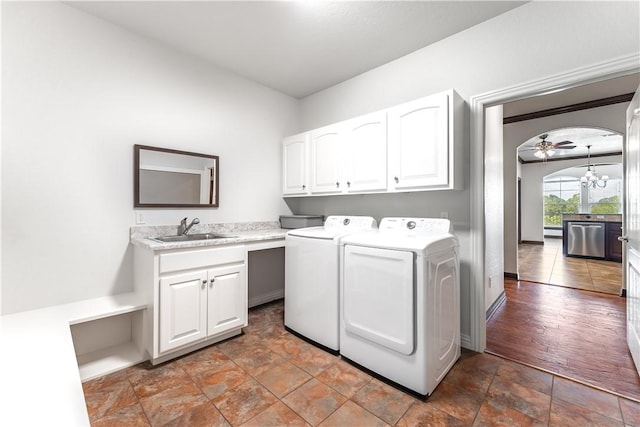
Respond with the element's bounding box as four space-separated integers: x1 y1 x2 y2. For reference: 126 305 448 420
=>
534 150 545 159
547 148 556 156
602 175 609 181
585 170 593 178
580 176 587 182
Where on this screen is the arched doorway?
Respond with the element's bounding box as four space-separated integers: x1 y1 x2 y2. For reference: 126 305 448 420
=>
515 128 624 294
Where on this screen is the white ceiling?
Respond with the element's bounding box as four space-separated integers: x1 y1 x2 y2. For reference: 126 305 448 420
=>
67 1 527 98
517 127 623 163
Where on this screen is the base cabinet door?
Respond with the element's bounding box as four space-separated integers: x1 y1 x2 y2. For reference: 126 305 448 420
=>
159 270 208 353
207 264 247 337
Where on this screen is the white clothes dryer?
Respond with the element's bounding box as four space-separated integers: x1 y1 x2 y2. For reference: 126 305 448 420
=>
285 215 377 352
339 217 460 397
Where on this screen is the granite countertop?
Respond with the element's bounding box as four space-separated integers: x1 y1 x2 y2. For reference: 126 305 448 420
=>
562 214 622 222
130 221 287 250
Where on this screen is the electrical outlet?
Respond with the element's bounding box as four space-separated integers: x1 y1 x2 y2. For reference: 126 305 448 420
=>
135 211 146 224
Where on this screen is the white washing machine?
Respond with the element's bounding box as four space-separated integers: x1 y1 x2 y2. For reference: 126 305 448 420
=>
284 215 377 352
339 217 460 397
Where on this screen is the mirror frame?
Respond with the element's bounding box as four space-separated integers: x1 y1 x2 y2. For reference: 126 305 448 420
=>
134 144 219 208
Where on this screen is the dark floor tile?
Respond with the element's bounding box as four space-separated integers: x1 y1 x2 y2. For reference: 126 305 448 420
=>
351 378 415 425
212 377 278 426
190 360 249 400
232 345 285 377
255 360 312 398
318 401 389 427
495 360 553 395
426 381 484 424
552 377 622 421
91 403 150 427
177 346 231 376
486 375 551 423
239 401 309 427
163 401 230 427
473 400 547 427
396 402 467 426
315 360 371 398
288 345 337 376
127 362 192 399
84 377 138 422
619 398 640 426
139 381 209 427
282 378 347 425
549 398 623 427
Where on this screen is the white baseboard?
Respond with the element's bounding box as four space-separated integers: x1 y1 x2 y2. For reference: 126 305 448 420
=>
249 290 284 308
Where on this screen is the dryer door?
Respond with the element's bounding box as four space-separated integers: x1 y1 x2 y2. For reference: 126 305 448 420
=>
343 245 414 355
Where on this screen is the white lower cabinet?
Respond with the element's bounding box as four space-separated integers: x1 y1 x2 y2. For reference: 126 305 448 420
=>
159 264 246 353
135 244 247 364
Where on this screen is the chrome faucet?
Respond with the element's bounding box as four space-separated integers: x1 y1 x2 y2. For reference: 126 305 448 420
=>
178 217 200 235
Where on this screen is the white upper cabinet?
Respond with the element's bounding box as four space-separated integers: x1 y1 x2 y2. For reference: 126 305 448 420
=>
282 89 463 197
343 111 388 193
309 125 343 194
388 90 462 191
282 133 309 196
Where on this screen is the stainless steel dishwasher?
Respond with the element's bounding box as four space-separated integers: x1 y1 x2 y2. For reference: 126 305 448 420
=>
567 221 605 258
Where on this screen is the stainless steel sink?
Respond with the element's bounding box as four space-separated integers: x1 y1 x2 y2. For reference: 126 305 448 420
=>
152 233 236 242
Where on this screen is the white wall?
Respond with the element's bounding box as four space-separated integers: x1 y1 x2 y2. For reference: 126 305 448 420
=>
485 105 504 310
1 2 299 314
503 102 628 273
520 154 622 242
297 1 639 343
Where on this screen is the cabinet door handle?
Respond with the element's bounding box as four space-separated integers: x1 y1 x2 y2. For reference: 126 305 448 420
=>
394 176 399 183
201 279 207 289
210 278 215 284
347 181 351 188
618 235 629 242
336 182 340 188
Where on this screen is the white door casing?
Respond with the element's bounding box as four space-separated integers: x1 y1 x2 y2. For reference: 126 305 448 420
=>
470 53 640 352
625 86 640 375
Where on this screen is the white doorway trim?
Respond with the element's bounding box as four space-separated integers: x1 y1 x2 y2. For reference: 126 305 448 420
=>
468 53 640 352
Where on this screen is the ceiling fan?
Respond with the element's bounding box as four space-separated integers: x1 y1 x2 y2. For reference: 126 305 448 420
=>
524 133 577 159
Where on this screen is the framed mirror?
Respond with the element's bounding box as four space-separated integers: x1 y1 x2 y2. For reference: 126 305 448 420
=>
134 144 219 208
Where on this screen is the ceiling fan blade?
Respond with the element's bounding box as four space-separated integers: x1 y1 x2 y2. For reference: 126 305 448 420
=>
553 141 575 146
555 145 576 149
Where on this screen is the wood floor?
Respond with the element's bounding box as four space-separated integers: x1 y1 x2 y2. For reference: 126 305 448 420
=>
486 279 640 402
518 238 622 295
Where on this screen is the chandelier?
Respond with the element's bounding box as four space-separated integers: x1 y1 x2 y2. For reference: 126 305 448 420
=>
580 145 608 188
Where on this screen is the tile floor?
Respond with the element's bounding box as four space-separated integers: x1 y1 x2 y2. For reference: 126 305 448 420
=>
518 238 622 295
83 300 640 426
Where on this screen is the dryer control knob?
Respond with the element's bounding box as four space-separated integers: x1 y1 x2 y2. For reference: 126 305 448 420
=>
343 218 351 225
407 221 416 230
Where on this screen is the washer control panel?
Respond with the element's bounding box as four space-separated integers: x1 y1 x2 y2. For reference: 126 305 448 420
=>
379 217 452 234
324 215 377 231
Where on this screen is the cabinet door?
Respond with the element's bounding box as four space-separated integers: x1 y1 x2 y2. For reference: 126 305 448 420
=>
207 264 247 337
282 133 308 196
159 270 207 353
343 112 387 193
309 125 342 194
388 92 450 191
